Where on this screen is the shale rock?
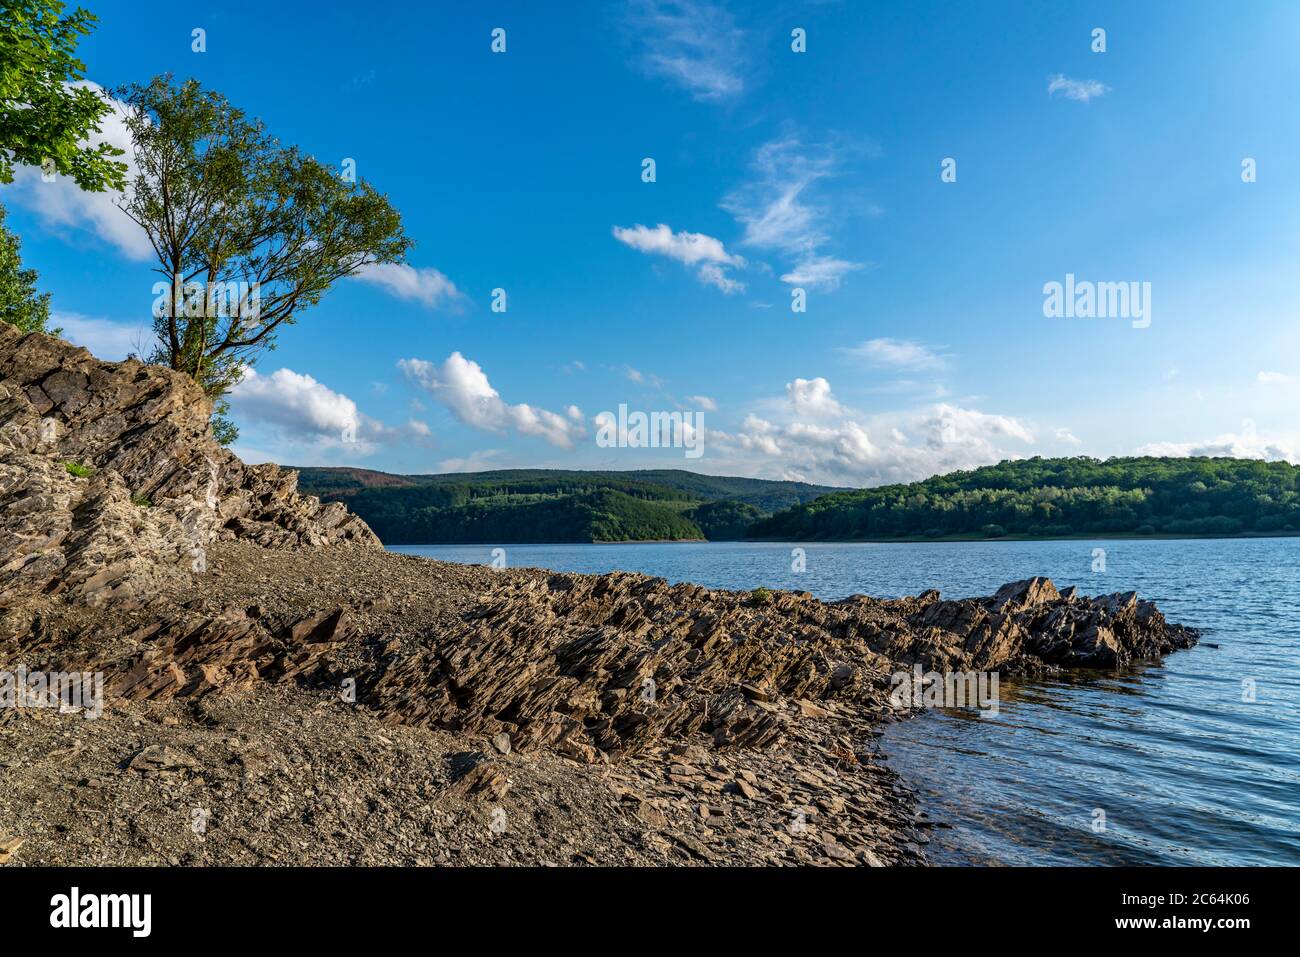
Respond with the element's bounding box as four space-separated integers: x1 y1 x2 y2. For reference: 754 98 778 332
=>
0 325 379 614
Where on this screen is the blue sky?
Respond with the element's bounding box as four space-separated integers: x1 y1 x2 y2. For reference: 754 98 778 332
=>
5 0 1300 485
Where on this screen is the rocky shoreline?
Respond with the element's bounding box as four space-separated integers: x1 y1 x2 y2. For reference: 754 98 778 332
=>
0 326 1199 866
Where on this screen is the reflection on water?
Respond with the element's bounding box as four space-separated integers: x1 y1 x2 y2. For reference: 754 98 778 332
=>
394 537 1300 866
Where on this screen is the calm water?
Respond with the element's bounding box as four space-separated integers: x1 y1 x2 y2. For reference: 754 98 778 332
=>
393 538 1300 866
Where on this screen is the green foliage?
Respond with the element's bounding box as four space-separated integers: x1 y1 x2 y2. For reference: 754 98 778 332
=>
293 468 835 544
687 499 764 539
116 76 411 398
209 398 238 446
131 494 151 507
63 460 91 477
750 587 773 605
0 0 126 191
750 456 1300 540
0 202 53 333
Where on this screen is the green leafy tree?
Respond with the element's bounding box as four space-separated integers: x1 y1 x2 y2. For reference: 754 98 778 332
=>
115 76 411 444
0 0 126 191
0 202 53 332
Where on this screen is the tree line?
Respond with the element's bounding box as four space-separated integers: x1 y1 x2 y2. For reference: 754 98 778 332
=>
749 456 1300 540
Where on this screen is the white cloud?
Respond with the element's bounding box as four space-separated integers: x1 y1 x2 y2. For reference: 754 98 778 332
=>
1053 427 1083 446
780 256 862 289
1 82 151 259
52 311 157 361
844 338 947 371
722 137 864 290
1257 371 1294 385
1136 420 1297 462
687 394 718 411
351 262 463 308
626 0 747 101
612 223 746 293
705 375 1036 485
1047 75 1108 103
398 353 585 448
230 367 360 438
788 376 847 419
227 367 427 459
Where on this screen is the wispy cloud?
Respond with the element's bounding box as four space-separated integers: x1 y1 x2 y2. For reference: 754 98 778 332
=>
625 0 747 101
722 137 866 290
1047 74 1108 103
612 222 746 293
844 338 947 371
351 262 463 308
399 353 586 448
52 311 157 361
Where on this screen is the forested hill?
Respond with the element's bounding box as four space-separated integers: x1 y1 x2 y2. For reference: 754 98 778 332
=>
294 467 839 544
748 457 1300 541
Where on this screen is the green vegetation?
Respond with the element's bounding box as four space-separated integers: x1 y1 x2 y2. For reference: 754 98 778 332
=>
2 1 126 337
750 587 774 605
0 0 127 192
64 461 92 477
116 76 411 447
131 494 151 507
0 203 52 333
750 456 1300 541
294 467 837 544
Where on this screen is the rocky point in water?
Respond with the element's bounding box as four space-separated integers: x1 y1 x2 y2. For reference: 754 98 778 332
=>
0 323 1198 866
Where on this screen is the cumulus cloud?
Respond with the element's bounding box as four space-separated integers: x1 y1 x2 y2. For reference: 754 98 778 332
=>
787 377 847 419
722 137 865 290
1 82 151 259
844 338 947 371
687 394 718 411
228 367 428 458
351 262 463 308
704 374 1036 485
1136 420 1297 462
625 0 747 101
612 223 746 293
1047 75 1108 102
398 353 585 448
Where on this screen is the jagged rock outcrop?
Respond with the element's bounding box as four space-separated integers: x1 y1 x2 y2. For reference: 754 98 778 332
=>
0 324 379 612
343 570 1197 761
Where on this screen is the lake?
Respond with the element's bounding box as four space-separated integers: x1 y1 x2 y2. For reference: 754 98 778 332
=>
391 538 1300 866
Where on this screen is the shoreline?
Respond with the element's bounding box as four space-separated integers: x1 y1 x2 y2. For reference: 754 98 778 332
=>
3 541 1198 866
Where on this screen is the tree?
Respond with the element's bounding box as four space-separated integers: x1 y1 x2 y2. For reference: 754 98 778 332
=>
0 0 126 191
116 77 412 416
0 202 54 332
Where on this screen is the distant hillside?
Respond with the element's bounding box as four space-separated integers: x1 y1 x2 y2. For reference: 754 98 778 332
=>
749 456 1300 541
294 467 839 544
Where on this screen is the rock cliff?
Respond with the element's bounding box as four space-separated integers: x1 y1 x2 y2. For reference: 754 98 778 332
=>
0 323 378 612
